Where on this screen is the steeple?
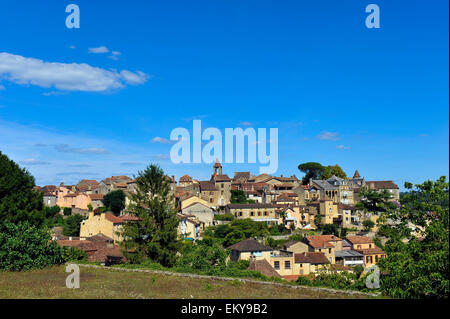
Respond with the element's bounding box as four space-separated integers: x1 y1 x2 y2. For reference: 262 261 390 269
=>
353 170 361 178
213 158 222 175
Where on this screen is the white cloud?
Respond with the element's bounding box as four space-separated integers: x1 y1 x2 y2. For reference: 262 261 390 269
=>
336 145 351 150
0 52 150 92
112 51 121 56
20 159 50 165
54 144 109 154
151 137 172 144
88 46 109 54
120 70 150 85
317 131 340 141
240 121 253 126
69 45 76 49
0 83 5 90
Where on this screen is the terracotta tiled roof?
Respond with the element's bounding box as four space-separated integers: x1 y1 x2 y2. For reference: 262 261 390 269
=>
248 259 281 278
199 181 217 191
213 174 231 182
345 236 374 245
228 238 273 252
119 214 140 221
356 247 386 255
179 174 192 182
366 181 399 190
234 172 250 180
306 235 342 249
338 203 358 210
294 252 330 264
104 213 126 224
89 194 104 201
227 203 275 209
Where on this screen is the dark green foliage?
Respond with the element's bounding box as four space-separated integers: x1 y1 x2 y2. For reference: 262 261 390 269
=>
298 162 347 184
321 223 340 236
102 190 126 216
312 271 356 290
230 190 248 203
322 164 347 180
377 177 449 299
63 246 87 262
266 237 288 249
362 219 375 231
62 214 85 236
63 207 72 216
0 222 65 271
120 164 181 267
176 241 228 273
214 213 234 221
298 162 326 184
0 151 44 227
208 218 269 247
296 276 312 286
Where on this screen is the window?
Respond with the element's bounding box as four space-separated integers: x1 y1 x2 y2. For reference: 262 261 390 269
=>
250 212 254 216
253 251 262 257
369 244 372 248
239 212 243 217
264 211 268 216
285 261 291 269
258 212 262 216
274 261 280 270
328 248 331 254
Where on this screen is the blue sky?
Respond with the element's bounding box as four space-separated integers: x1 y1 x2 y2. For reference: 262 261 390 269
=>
0 0 448 188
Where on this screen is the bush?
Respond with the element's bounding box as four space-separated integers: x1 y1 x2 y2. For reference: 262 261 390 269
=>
63 247 87 262
0 222 65 271
296 276 312 286
214 213 234 221
63 207 72 216
62 214 85 236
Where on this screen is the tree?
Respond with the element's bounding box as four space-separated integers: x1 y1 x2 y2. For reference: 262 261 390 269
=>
362 219 375 231
298 162 347 184
63 214 85 236
230 190 248 204
0 151 44 226
314 214 322 228
322 164 347 180
120 164 181 267
102 190 126 216
0 221 65 271
377 177 449 298
298 162 325 185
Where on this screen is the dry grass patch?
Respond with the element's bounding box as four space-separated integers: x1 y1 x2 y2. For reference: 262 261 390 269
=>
0 266 373 299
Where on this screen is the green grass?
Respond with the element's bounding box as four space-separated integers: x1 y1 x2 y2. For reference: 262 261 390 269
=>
0 265 376 299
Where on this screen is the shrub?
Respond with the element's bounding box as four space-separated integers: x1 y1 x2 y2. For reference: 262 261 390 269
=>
63 247 87 262
63 207 72 216
296 276 312 286
0 222 65 271
214 213 234 221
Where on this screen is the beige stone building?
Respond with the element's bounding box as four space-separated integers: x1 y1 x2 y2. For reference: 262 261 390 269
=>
225 203 278 224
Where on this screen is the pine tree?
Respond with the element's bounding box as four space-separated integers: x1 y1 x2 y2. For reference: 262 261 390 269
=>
120 164 180 267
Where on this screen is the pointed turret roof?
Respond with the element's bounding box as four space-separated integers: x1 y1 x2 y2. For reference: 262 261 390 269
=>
353 170 361 178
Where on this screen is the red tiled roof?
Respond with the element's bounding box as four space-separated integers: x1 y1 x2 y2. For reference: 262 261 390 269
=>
248 259 281 278
366 181 399 190
345 236 374 245
356 247 386 255
89 194 104 201
306 235 342 249
294 252 330 264
104 213 126 224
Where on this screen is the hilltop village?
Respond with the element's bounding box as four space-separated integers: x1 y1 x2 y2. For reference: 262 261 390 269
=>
36 160 400 280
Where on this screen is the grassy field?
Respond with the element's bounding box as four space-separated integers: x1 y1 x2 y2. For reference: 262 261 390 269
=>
0 265 374 299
